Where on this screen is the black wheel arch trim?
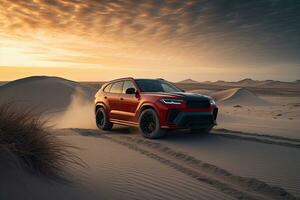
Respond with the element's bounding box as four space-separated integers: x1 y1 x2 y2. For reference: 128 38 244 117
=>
95 102 108 114
138 103 160 119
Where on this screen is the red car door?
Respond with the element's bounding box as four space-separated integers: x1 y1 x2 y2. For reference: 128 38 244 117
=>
107 81 124 120
118 80 140 122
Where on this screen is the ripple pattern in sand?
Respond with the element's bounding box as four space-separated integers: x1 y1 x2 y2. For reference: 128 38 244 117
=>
71 135 235 200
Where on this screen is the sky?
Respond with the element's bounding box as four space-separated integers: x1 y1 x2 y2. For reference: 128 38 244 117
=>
0 0 300 81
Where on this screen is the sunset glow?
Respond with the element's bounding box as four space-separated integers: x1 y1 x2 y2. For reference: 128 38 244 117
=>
0 0 299 81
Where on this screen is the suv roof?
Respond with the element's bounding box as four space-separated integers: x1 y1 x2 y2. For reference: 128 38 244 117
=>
107 77 165 82
108 77 134 82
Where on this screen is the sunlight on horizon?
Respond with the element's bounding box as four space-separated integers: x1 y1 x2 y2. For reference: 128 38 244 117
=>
0 0 299 81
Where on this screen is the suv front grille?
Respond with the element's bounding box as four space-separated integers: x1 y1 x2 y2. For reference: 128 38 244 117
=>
186 100 210 108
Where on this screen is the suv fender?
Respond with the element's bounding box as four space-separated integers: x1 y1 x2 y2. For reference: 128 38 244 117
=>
138 103 160 118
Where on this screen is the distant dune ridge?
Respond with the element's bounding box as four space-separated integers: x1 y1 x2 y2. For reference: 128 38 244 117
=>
0 76 96 112
178 79 199 84
211 88 268 106
0 81 8 86
178 78 300 89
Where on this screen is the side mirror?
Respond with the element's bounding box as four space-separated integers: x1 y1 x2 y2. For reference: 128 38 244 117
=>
125 87 136 94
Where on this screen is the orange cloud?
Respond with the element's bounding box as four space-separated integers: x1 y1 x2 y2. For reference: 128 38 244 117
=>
0 0 299 81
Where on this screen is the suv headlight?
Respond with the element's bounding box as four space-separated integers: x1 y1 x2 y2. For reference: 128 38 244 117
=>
160 99 183 105
210 99 216 105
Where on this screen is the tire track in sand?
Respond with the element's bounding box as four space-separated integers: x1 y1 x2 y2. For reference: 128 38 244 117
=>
71 128 299 200
213 129 300 149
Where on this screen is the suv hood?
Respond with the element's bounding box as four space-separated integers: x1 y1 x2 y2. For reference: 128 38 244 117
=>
143 92 212 100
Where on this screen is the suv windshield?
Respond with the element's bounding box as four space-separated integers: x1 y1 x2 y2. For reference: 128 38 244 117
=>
135 79 182 93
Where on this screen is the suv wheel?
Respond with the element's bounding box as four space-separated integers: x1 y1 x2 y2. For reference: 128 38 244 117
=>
96 107 113 130
139 109 165 139
190 126 212 134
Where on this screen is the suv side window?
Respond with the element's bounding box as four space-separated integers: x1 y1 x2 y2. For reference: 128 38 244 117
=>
103 84 112 92
122 80 136 93
110 81 124 93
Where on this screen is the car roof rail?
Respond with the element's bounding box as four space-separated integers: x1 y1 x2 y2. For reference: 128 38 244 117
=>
110 77 135 82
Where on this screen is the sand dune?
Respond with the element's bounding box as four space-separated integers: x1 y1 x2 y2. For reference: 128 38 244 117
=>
0 81 8 86
64 129 236 200
206 79 255 87
70 128 300 199
211 88 268 106
178 79 199 84
256 80 300 88
215 78 259 87
207 79 300 89
151 130 300 197
0 148 93 200
0 76 96 112
1 76 299 199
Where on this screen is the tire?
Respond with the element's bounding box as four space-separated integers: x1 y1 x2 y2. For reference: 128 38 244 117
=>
190 126 213 134
138 108 165 139
96 107 113 130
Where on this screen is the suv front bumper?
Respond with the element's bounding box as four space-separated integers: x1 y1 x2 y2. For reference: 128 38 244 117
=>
164 108 218 128
174 112 216 128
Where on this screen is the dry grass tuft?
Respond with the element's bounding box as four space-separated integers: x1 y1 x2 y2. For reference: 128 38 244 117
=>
0 103 85 180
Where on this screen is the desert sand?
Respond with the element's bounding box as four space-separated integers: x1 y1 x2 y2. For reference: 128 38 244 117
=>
0 76 299 199
0 76 96 112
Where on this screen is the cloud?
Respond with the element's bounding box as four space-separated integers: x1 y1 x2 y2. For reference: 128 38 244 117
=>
1 0 300 69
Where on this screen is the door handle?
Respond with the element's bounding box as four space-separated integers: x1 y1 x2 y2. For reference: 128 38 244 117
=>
120 97 124 100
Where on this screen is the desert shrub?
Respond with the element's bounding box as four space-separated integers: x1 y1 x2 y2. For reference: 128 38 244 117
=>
0 103 84 180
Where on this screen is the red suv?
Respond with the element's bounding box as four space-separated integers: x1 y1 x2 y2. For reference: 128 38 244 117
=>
95 78 218 138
